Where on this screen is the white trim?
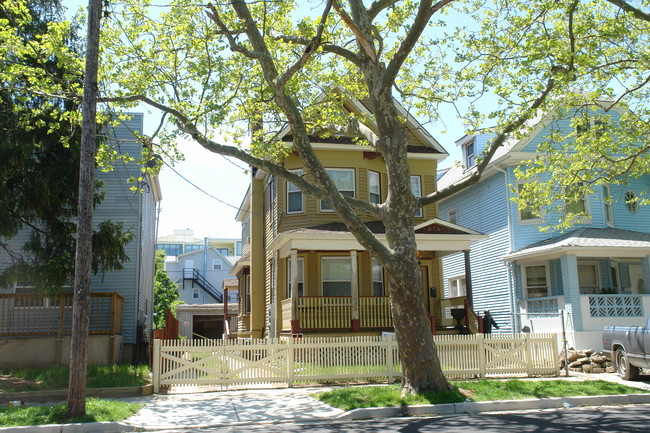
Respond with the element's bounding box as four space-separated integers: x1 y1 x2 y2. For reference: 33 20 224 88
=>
516 180 544 225
287 257 304 298
522 263 551 298
447 207 458 225
411 175 422 218
577 260 600 294
320 168 356 212
368 170 381 204
602 184 614 227
286 169 304 214
321 256 352 296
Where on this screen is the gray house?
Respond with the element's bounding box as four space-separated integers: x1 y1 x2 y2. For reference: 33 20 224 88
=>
0 113 161 366
165 247 233 339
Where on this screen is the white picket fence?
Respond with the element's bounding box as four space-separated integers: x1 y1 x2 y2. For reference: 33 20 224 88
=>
152 333 559 392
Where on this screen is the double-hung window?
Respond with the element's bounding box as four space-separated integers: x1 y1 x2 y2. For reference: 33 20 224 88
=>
464 140 475 168
517 183 542 223
411 176 422 218
287 169 303 214
369 171 381 204
564 182 590 217
321 168 355 211
287 257 304 298
212 259 222 270
371 258 384 296
524 265 549 298
321 257 351 296
578 262 599 294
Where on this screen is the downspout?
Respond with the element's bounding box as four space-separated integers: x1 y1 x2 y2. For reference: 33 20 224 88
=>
494 165 517 333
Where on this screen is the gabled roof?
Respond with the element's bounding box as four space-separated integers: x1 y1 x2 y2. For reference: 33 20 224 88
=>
167 246 233 267
437 100 627 191
503 228 650 261
275 88 448 157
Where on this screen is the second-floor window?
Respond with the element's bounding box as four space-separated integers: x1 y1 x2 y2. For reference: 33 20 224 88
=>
287 169 303 214
411 175 422 218
602 185 614 226
518 183 542 223
287 257 304 298
213 259 222 270
369 171 381 204
192 289 200 299
564 182 590 218
321 168 355 212
447 208 458 225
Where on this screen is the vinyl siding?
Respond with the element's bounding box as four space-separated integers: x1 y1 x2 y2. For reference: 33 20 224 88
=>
439 171 514 331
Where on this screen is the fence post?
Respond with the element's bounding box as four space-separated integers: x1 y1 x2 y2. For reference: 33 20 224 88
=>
478 334 486 378
386 335 394 383
153 339 161 393
524 334 532 377
287 337 294 387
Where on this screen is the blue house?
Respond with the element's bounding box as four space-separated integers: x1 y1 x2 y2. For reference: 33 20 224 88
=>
0 113 161 366
438 104 650 349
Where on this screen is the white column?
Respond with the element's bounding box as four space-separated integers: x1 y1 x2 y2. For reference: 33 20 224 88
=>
291 249 298 321
351 250 359 322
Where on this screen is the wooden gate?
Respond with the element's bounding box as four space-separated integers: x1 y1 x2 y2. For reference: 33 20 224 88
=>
153 334 559 392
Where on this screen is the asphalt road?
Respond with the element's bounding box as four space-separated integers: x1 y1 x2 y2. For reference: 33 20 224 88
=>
154 404 650 433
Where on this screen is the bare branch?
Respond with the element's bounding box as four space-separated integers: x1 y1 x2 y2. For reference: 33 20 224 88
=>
205 3 271 61
332 0 377 63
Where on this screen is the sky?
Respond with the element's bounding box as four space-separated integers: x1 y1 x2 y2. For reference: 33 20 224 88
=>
63 0 464 241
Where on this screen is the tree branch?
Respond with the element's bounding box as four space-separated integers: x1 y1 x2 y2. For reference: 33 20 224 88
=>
382 0 456 90
268 31 362 66
367 0 401 21
421 77 557 206
205 3 272 61
332 0 377 63
602 0 650 22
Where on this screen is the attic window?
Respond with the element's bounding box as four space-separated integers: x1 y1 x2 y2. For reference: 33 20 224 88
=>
464 140 475 168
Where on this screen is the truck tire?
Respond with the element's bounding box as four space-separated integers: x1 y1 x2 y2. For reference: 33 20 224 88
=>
615 347 640 380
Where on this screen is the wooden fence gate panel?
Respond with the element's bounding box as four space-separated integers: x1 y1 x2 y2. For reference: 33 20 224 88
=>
153 333 559 392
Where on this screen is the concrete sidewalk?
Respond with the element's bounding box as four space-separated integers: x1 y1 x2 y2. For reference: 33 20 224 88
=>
3 373 650 433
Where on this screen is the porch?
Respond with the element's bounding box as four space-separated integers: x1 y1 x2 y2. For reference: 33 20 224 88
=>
0 292 123 337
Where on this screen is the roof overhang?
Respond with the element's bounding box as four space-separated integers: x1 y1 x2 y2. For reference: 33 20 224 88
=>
503 245 650 264
268 219 486 259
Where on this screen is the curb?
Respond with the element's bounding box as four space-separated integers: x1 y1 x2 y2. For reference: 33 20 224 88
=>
0 385 153 404
0 421 135 433
334 393 650 420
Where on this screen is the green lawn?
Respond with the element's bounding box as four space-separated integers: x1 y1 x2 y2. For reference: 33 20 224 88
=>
0 398 143 427
0 365 150 392
315 379 649 411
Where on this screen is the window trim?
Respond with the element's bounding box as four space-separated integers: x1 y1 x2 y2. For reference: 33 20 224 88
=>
192 288 200 299
411 175 423 218
464 140 476 168
286 169 304 214
368 170 381 204
287 257 304 298
448 275 466 298
523 264 550 299
578 261 600 294
602 185 614 227
320 256 352 296
371 258 385 296
212 259 223 270
447 208 458 225
517 181 543 225
564 182 591 220
320 168 356 212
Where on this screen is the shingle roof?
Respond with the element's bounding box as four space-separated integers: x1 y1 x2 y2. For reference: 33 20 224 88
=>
516 228 650 253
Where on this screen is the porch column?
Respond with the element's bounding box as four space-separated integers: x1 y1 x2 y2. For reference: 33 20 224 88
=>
464 250 473 307
560 254 583 331
641 255 650 295
290 249 300 334
350 250 360 332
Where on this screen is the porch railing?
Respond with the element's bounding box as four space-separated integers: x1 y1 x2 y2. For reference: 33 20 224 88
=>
440 296 466 328
359 296 392 328
520 296 565 316
0 292 123 337
588 294 644 317
298 296 351 329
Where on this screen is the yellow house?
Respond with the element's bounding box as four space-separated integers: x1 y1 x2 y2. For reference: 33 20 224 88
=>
231 98 485 338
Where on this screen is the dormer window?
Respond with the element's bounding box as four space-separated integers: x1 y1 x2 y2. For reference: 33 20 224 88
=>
464 140 475 168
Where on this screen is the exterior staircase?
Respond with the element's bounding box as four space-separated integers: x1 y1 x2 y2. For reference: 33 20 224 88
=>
182 268 223 303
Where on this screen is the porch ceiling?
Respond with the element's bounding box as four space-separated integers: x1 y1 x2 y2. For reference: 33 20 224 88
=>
503 228 650 263
268 218 486 259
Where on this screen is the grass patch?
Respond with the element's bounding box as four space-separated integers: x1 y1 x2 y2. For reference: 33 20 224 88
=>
315 379 649 411
0 365 150 392
0 398 143 427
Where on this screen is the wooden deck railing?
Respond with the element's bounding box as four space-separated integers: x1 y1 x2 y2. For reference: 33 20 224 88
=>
0 292 123 337
298 297 352 329
359 296 392 328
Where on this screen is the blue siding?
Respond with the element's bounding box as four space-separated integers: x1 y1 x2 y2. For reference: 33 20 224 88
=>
439 171 514 331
